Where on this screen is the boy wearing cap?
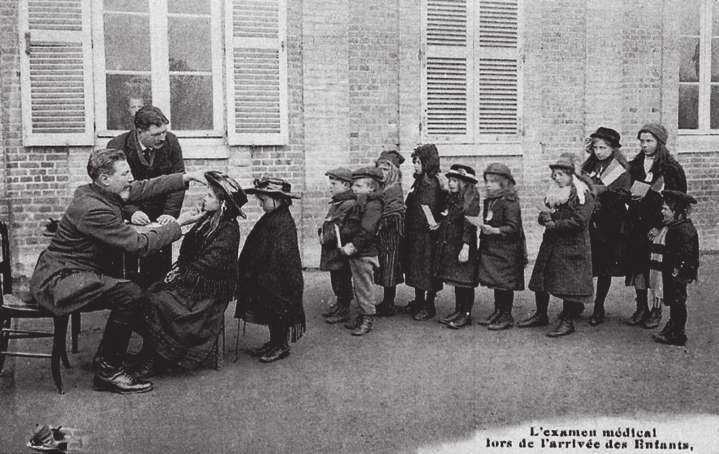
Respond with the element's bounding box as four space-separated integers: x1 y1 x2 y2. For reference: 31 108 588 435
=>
340 167 385 336
319 168 356 324
650 190 699 346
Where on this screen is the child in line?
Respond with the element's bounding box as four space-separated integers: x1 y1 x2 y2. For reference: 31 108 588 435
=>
318 168 356 324
340 167 384 336
403 144 445 320
650 190 699 346
472 163 527 330
374 150 406 316
519 153 595 337
435 164 481 329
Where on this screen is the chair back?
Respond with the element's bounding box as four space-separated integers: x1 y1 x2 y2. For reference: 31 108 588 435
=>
0 221 12 295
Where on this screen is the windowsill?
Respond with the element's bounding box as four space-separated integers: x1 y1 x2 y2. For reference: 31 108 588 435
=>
96 136 229 159
432 141 523 156
675 133 719 153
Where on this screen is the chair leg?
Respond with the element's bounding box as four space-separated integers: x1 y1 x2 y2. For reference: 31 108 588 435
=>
0 317 10 372
52 315 69 394
71 311 80 353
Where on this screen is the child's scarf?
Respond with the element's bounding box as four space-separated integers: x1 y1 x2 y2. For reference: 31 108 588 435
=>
648 226 669 308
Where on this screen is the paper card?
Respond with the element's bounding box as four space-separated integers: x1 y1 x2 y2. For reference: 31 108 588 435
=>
421 204 438 227
630 180 651 198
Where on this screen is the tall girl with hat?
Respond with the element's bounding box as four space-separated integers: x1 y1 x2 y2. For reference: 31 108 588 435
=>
138 171 248 377
435 164 481 329
374 150 406 316
470 163 527 330
519 153 595 337
235 177 305 363
580 127 632 326
625 123 687 329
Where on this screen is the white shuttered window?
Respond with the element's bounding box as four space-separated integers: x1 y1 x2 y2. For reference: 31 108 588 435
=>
19 0 95 146
421 0 521 145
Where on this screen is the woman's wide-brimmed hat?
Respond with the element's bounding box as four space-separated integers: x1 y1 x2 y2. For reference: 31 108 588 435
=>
549 153 577 174
483 162 516 185
375 150 405 168
245 176 301 199
204 171 248 218
446 164 479 184
590 127 622 148
662 189 697 210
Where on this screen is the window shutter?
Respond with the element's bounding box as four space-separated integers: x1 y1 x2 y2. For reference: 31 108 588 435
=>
422 0 474 143
19 0 94 146
225 0 288 145
477 0 520 137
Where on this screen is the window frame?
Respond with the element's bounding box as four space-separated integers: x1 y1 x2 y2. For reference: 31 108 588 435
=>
91 0 225 138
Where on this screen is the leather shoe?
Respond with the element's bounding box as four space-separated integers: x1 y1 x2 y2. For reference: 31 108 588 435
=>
516 312 549 328
397 300 420 315
131 355 164 380
658 319 674 337
447 313 471 329
344 315 361 330
413 308 436 321
588 310 605 326
546 318 575 337
653 332 686 346
93 362 152 394
624 306 648 326
641 307 662 329
477 308 501 326
439 311 461 325
259 345 290 363
248 342 274 357
326 310 350 324
488 313 513 330
351 315 374 336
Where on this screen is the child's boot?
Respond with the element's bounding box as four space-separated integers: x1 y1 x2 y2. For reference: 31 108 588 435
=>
326 298 350 324
625 289 649 326
477 301 500 326
351 315 374 336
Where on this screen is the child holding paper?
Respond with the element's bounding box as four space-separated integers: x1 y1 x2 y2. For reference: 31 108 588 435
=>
625 123 687 329
402 144 446 320
318 168 356 324
470 163 527 330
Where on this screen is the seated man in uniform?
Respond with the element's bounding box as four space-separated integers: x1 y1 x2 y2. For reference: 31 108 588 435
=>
30 148 204 394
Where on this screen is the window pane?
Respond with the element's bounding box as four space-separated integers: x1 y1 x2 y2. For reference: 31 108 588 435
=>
103 0 147 12
168 17 211 72
168 0 210 14
680 0 700 35
106 75 152 130
170 75 213 130
104 14 151 71
680 38 700 82
678 84 699 129
710 85 719 128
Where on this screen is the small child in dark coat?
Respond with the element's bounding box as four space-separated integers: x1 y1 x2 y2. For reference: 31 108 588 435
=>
339 167 384 336
435 164 481 329
318 168 356 324
470 163 527 331
650 190 699 346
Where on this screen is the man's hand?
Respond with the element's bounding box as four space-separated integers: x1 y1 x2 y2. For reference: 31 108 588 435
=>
131 210 151 226
480 224 500 235
341 243 357 256
182 172 206 185
177 208 205 226
156 214 175 225
648 227 660 241
458 243 470 263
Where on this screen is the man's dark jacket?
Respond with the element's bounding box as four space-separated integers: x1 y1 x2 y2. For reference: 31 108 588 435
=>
107 130 185 220
30 174 186 316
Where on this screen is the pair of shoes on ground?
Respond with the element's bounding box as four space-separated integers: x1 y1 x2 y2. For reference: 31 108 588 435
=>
248 342 290 362
412 308 435 321
516 312 574 337
437 312 471 329
93 360 152 394
344 315 374 336
477 309 514 330
652 319 686 346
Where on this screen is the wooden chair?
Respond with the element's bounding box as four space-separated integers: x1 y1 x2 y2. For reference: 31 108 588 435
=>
0 220 71 393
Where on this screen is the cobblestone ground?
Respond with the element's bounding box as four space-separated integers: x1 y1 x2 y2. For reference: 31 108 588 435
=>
1 256 718 453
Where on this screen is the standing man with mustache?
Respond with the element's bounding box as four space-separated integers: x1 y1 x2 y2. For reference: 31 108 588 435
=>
108 106 186 287
30 149 204 393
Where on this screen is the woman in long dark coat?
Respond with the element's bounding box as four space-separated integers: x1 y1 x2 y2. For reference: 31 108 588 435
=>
519 153 595 337
625 123 687 329
403 144 445 320
235 177 305 363
137 171 247 377
434 164 481 329
580 127 632 326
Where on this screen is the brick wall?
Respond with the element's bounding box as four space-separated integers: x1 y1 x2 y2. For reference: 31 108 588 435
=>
1 0 718 281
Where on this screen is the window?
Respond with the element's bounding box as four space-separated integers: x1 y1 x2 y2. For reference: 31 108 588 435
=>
421 0 522 147
678 0 719 132
94 0 224 136
19 0 288 146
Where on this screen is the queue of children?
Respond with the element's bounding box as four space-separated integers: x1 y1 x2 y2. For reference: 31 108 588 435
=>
319 122 699 347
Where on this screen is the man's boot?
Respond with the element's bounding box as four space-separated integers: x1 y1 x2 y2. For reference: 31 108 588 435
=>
351 315 374 336
93 360 152 393
642 307 662 329
625 290 648 326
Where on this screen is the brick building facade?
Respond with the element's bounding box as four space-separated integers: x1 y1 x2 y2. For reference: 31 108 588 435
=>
0 0 717 279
